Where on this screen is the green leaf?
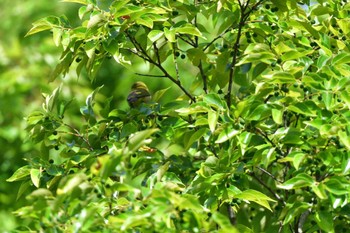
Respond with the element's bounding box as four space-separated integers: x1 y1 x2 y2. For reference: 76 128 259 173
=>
277 173 314 190
57 173 87 195
7 165 31 182
176 104 209 115
187 48 206 66
341 91 350 110
215 126 240 144
324 177 350 195
136 16 153 28
47 164 65 176
156 161 170 182
246 104 270 121
203 93 226 109
87 13 105 29
148 30 164 42
332 52 350 65
341 155 350 175
211 212 239 232
311 183 328 199
30 168 41 188
252 63 268 78
288 101 318 117
338 130 350 150
164 28 176 42
294 20 320 39
282 202 310 225
26 188 53 201
281 128 302 145
291 151 305 170
272 108 283 125
208 110 218 133
125 128 159 154
235 189 276 211
315 211 334 233
262 72 296 83
281 50 313 61
52 28 63 46
44 85 61 112
152 86 171 103
25 17 57 36
176 24 203 38
185 128 207 150
16 181 31 201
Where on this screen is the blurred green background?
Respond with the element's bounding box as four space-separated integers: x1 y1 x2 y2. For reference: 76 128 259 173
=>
0 1 181 231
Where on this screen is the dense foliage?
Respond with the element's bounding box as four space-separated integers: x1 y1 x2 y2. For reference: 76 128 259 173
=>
7 0 350 232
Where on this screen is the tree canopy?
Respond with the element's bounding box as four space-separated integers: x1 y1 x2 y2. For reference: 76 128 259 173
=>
5 0 350 232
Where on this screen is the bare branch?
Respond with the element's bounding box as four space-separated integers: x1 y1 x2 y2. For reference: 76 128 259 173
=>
198 61 208 93
226 0 265 107
135 73 167 78
203 28 230 51
256 166 284 183
227 205 236 225
125 30 196 102
178 34 196 47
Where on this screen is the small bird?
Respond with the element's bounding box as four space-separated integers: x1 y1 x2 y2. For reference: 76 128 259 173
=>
127 81 151 108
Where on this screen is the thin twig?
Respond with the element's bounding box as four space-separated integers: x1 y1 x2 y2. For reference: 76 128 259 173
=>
198 61 208 93
126 30 196 102
135 73 167 78
226 2 247 107
297 210 310 233
226 0 265 107
173 49 180 81
62 122 93 151
193 14 208 94
250 172 286 206
227 204 236 225
256 166 283 183
127 48 152 63
203 28 231 51
153 43 162 65
178 34 196 47
255 127 286 157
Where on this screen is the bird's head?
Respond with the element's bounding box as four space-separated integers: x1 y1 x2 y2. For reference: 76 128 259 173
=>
131 81 149 91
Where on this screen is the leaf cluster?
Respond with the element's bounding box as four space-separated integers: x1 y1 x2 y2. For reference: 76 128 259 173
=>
8 0 350 232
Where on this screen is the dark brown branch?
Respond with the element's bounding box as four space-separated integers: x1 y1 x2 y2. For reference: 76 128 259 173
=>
178 34 196 47
203 28 231 51
198 61 208 94
126 31 196 102
127 48 152 63
62 122 93 151
192 15 208 94
255 127 286 157
256 166 283 183
250 172 286 206
135 73 167 78
226 2 247 107
153 43 162 65
227 205 236 225
226 0 265 107
297 210 310 233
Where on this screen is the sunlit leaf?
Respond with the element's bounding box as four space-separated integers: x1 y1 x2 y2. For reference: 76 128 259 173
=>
278 173 314 190
235 189 276 211
125 128 159 154
6 166 31 182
